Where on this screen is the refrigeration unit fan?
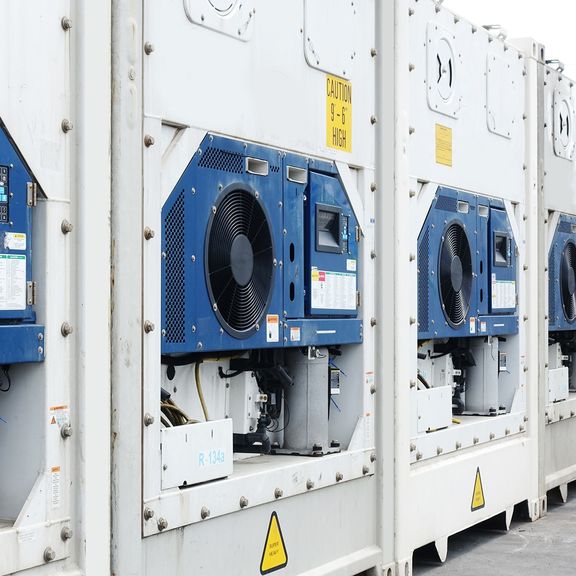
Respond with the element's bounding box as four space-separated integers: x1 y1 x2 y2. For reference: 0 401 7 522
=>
161 134 363 355
549 215 576 330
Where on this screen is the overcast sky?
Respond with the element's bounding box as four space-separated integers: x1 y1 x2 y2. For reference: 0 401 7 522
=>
445 0 576 75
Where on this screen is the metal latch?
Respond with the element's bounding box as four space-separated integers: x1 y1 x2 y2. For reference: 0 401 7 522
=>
26 281 37 306
27 182 38 207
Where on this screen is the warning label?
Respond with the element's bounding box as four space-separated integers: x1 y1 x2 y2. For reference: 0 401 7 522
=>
260 512 288 575
51 466 62 509
435 124 453 167
311 268 356 311
4 232 26 251
326 75 352 152
266 314 280 343
0 254 26 311
471 467 486 512
491 276 516 310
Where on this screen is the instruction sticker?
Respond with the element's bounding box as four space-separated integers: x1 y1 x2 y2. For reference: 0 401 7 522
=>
311 268 357 311
326 74 352 152
0 254 26 310
4 232 26 251
471 467 486 512
290 326 301 342
266 314 279 343
51 466 62 509
260 512 288 575
49 405 70 427
491 275 516 310
469 316 476 334
435 124 453 167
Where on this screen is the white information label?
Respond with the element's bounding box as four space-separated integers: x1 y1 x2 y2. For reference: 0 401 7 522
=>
491 274 516 310
346 259 357 272
4 232 26 251
290 326 301 342
311 268 357 311
0 254 26 310
266 314 279 343
51 466 61 509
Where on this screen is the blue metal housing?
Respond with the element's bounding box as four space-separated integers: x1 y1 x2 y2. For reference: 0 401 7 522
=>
161 135 362 355
417 186 518 341
0 121 44 364
549 213 576 331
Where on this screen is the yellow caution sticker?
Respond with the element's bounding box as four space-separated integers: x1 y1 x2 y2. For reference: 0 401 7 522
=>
471 467 486 512
326 75 352 152
260 512 288 574
435 124 453 167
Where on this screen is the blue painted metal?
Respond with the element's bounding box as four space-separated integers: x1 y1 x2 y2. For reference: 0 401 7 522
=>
0 121 44 364
161 134 362 355
549 213 576 331
417 186 518 340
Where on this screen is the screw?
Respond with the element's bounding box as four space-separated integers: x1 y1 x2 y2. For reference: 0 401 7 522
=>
455 441 462 450
436 447 443 455
144 227 155 240
473 437 479 444
370 182 377 192
362 465 370 475
200 506 210 520
61 17 72 30
370 452 376 462
157 518 168 531
143 413 155 427
143 508 155 521
274 488 283 499
370 48 378 57
61 119 73 133
61 219 73 234
370 384 376 394
306 479 314 490
370 115 378 125
410 443 416 452
61 526 73 541
370 317 377 327
144 42 155 55
44 547 56 562
489 432 495 440
371 250 377 259
144 135 155 147
416 452 422 460
336 472 344 482
239 496 249 509
60 424 73 439
61 322 73 337
144 321 155 334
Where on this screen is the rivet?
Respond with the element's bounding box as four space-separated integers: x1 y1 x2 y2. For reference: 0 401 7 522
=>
144 42 155 55
370 115 378 125
144 135 155 147
144 320 155 333
144 227 155 240
370 452 376 462
61 322 73 337
201 506 210 519
61 17 72 30
416 452 422 460
370 182 377 192
143 508 155 521
60 526 73 541
473 437 479 445
61 119 73 133
239 496 249 509
336 472 344 482
455 441 462 449
274 488 283 499
306 479 314 490
61 219 74 234
489 432 495 440
370 317 377 327
436 447 443 455
44 547 56 562
157 518 168 531
371 48 378 57
362 465 370 475
144 413 155 427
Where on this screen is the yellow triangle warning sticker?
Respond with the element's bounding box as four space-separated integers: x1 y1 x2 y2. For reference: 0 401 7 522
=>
50 416 57 425
260 512 288 574
471 467 485 512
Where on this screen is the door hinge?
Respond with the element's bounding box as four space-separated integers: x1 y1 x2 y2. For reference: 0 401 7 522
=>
26 281 37 306
27 182 38 207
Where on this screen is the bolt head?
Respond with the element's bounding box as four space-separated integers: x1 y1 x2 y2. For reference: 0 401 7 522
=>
61 17 72 30
143 507 155 521
335 472 344 482
60 424 73 439
61 119 73 133
61 219 74 234
144 320 155 334
239 496 249 509
44 547 56 562
274 488 283 499
61 322 73 337
200 506 210 520
157 517 168 531
144 135 155 147
306 479 314 490
144 413 155 427
144 227 155 240
144 42 155 55
61 526 73 541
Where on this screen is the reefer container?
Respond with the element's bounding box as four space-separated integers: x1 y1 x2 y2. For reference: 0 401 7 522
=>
527 42 576 504
0 2 111 576
379 1 541 570
111 1 393 575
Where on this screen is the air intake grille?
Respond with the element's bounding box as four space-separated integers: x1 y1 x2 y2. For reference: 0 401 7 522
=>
418 227 430 332
435 195 458 213
198 147 244 174
164 192 186 344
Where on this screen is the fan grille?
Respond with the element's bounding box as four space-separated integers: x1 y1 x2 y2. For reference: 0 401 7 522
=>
561 240 576 323
438 222 472 327
205 187 274 337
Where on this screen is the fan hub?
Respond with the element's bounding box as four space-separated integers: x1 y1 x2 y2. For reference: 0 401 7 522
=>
230 234 254 287
450 256 463 293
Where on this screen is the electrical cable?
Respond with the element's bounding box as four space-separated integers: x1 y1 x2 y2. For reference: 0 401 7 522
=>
195 362 210 421
417 372 431 389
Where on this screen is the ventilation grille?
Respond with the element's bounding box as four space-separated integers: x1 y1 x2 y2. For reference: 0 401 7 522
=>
435 195 458 213
549 249 556 323
198 147 244 174
418 227 430 332
164 192 186 344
